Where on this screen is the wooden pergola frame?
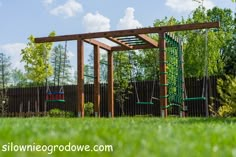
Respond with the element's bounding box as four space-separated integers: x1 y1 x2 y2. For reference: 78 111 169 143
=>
35 21 219 118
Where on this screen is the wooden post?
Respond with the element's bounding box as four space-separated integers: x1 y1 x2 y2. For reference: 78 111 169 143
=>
27 100 30 113
35 100 38 113
108 51 114 118
20 102 23 114
159 32 168 117
180 41 186 117
94 45 100 117
77 40 84 117
205 30 209 117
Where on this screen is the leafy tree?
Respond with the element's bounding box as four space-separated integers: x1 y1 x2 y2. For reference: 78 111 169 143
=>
84 65 94 84
73 70 77 84
184 7 234 77
11 68 28 87
114 52 132 115
100 53 108 83
85 51 108 83
222 13 236 76
21 32 55 85
151 7 234 78
131 49 159 81
0 53 11 89
51 44 72 86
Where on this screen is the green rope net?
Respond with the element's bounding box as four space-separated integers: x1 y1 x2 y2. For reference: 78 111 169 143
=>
164 33 184 109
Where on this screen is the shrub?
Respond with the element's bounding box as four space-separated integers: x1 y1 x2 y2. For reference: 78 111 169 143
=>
218 105 235 117
84 102 94 117
217 75 236 117
49 108 74 117
0 89 8 116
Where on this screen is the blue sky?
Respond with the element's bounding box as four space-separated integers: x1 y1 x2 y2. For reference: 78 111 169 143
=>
0 0 235 74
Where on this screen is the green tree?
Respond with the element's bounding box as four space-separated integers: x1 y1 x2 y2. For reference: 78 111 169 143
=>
114 52 132 115
51 44 72 86
151 7 234 77
132 49 159 81
21 32 55 85
85 51 108 83
100 53 108 83
222 13 236 76
184 7 234 77
73 70 77 84
84 65 94 84
0 53 11 89
11 68 28 87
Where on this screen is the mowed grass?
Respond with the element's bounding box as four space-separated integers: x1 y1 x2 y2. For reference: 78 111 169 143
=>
0 117 236 157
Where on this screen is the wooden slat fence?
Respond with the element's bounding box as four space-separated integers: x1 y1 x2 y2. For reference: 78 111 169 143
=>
3 76 220 117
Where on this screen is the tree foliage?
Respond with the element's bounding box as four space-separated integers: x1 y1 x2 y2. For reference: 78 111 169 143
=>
11 68 28 87
130 49 159 81
0 53 11 89
21 32 55 85
114 52 133 115
222 12 236 76
51 44 72 86
184 7 234 77
151 7 234 78
217 75 236 116
86 51 108 84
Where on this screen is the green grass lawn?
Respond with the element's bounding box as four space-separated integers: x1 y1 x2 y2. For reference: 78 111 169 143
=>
0 117 236 157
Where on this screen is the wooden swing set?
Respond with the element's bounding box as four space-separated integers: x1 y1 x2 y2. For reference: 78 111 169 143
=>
35 21 219 118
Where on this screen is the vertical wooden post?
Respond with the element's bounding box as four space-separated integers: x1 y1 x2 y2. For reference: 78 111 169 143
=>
108 51 114 118
77 40 84 117
180 41 186 117
205 30 209 118
94 45 100 117
159 32 168 117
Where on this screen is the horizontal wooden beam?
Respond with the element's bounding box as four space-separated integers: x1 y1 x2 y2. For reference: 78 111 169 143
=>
111 44 156 51
136 34 158 47
106 37 133 50
84 39 111 51
34 22 219 43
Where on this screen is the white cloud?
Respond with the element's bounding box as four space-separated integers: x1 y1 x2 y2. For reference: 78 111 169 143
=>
0 43 26 70
165 0 215 13
83 12 110 32
50 0 83 18
117 7 142 30
43 0 54 5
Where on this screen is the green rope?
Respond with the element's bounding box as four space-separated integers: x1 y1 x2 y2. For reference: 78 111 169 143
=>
164 33 183 109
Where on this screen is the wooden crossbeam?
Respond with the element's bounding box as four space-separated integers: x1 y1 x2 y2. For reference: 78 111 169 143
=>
84 39 111 51
34 22 219 43
106 37 133 49
136 34 158 47
111 44 156 51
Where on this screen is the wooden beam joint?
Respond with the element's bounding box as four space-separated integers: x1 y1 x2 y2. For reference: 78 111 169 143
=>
107 37 133 50
136 34 158 47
